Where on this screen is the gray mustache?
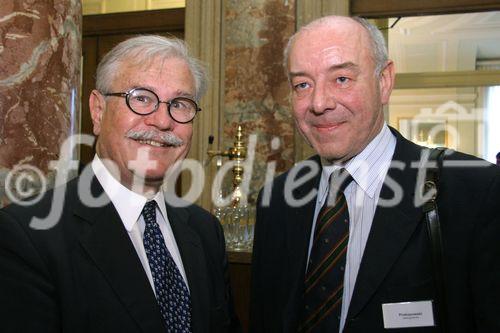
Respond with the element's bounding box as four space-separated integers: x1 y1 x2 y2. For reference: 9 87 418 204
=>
126 130 184 147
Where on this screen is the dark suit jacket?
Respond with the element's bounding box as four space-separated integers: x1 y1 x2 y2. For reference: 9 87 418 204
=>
250 129 500 332
0 174 240 332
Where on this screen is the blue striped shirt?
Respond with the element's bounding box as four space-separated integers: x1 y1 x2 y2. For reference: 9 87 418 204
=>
307 123 397 332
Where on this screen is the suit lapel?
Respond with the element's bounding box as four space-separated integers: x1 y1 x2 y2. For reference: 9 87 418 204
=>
283 157 322 330
166 204 208 333
347 129 424 319
75 176 165 332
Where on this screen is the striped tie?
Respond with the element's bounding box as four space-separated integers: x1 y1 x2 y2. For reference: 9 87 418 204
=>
299 169 352 333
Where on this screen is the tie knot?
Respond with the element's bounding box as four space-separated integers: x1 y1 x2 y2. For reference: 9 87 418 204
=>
326 169 353 205
329 168 353 193
142 200 157 225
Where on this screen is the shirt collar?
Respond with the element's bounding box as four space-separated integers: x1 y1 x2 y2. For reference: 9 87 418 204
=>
321 123 396 199
91 155 168 232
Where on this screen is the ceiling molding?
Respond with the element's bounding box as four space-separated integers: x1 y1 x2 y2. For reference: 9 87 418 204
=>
351 0 500 18
395 70 500 89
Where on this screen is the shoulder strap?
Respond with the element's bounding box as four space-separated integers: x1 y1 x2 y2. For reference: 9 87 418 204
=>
423 147 447 332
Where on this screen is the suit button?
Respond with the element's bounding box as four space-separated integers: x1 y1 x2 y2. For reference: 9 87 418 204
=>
321 285 327 292
340 265 345 271
305 305 310 310
324 238 330 244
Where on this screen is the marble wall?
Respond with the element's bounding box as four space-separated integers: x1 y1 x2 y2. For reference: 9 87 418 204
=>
223 0 296 203
0 0 81 206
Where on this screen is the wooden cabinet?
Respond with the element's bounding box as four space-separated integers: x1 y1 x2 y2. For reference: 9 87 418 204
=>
228 251 252 333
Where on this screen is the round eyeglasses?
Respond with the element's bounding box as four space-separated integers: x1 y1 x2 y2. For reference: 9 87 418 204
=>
103 88 201 124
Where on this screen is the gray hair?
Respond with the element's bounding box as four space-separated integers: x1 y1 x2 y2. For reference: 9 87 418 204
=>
96 35 208 101
283 16 388 79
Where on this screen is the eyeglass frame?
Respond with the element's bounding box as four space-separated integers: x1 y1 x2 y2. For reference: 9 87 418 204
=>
101 87 201 124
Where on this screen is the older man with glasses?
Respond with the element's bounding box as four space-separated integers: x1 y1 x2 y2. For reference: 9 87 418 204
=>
0 35 240 333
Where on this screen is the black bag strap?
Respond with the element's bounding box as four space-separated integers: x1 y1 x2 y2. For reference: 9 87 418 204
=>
422 147 447 332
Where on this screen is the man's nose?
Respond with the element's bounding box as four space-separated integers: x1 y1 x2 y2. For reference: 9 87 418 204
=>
311 82 337 114
144 102 174 129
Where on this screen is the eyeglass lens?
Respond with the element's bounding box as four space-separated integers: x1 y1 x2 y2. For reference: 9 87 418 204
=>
128 88 197 123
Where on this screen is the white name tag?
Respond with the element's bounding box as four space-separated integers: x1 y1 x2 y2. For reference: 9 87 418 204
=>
382 300 435 329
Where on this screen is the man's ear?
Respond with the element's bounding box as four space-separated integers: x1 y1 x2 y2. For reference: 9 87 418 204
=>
379 60 395 105
89 90 105 135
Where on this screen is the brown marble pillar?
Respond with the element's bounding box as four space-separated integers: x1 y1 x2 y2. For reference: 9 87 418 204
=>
223 0 296 203
0 0 81 206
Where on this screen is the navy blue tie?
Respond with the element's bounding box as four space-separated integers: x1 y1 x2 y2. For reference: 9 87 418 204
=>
299 169 353 332
142 200 192 332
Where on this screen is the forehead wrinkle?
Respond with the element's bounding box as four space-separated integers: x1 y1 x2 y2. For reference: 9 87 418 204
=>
320 45 342 54
118 60 195 98
328 62 360 73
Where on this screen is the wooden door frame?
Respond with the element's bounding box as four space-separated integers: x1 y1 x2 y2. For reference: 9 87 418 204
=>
83 8 185 36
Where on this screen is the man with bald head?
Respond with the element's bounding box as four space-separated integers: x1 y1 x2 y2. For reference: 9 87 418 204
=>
250 16 500 332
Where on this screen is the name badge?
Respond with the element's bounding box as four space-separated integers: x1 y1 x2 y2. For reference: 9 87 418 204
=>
382 300 435 329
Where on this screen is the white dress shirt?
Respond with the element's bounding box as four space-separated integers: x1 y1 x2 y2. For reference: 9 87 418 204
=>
307 124 396 332
91 155 189 293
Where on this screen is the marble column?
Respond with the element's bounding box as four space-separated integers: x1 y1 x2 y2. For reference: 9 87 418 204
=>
0 0 81 206
223 0 296 204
